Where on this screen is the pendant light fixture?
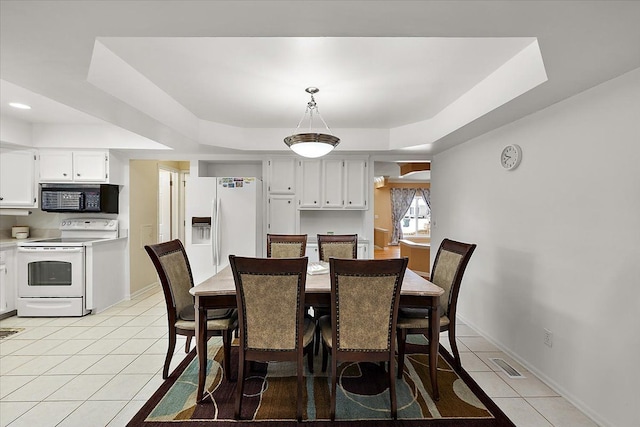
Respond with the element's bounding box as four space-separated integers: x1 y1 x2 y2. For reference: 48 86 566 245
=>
284 87 340 158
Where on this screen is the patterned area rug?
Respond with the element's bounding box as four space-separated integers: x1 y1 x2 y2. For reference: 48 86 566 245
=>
128 341 514 426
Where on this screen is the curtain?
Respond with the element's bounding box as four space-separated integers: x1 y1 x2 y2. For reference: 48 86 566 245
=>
419 188 431 214
390 188 417 245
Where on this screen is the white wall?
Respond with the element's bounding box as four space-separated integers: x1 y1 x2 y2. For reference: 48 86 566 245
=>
431 68 640 427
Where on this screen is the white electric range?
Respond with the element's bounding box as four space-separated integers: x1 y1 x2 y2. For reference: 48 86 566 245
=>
16 218 122 317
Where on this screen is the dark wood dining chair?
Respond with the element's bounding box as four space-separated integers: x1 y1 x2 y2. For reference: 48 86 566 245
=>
313 234 358 354
317 233 358 261
266 233 307 258
229 255 315 421
319 257 408 420
396 238 477 375
144 239 237 379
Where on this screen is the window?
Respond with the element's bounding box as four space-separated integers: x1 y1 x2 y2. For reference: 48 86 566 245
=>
401 196 430 236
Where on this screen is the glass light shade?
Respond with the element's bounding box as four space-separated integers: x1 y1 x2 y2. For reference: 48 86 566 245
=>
9 102 31 110
284 133 340 158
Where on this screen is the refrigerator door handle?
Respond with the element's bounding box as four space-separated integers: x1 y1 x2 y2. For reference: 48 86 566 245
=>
215 198 222 266
211 198 217 266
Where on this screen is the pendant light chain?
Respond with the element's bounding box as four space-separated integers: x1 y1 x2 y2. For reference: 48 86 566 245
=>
291 90 332 133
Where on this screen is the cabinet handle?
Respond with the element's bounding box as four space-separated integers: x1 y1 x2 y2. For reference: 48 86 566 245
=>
314 201 317 204
288 201 291 204
0 197 3 201
76 173 80 177
326 201 329 204
288 187 291 190
63 173 67 176
349 201 352 204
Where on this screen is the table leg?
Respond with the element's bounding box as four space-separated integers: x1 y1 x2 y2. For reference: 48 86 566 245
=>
428 302 440 400
195 296 207 402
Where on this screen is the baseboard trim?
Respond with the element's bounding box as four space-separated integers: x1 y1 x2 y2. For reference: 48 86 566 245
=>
0 310 17 320
457 314 609 427
129 281 160 300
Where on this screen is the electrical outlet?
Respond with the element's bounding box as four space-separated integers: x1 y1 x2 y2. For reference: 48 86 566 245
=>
544 329 553 347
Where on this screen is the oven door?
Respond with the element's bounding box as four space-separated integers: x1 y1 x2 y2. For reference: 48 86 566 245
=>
17 247 85 298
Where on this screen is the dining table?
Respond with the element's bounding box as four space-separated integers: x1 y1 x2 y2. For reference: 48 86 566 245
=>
189 264 445 403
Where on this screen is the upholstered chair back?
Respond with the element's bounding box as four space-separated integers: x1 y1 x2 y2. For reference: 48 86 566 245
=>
267 234 307 258
146 239 194 318
317 234 358 262
430 239 477 316
330 257 407 352
230 256 308 351
146 239 238 381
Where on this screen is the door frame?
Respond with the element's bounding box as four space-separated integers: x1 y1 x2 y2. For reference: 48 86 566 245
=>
158 166 180 242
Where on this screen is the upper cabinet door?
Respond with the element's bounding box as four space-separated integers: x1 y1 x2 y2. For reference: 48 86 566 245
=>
39 151 73 182
322 159 343 208
73 151 108 182
0 150 37 207
295 157 368 210
298 160 322 208
268 158 296 194
344 159 367 209
39 150 109 183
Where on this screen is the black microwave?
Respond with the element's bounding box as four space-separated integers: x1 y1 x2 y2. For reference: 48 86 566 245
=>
40 184 119 213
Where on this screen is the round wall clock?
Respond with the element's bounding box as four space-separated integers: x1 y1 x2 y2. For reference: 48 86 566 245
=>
500 144 522 170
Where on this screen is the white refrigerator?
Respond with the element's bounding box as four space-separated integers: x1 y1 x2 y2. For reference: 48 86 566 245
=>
185 176 263 285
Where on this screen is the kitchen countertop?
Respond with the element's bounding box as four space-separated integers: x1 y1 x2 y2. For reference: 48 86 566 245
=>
0 235 128 248
0 238 42 248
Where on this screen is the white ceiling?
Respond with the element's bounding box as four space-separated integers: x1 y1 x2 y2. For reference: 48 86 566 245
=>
1 1 639 158
96 37 533 128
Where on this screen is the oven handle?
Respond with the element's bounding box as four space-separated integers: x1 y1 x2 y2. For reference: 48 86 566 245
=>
17 247 84 253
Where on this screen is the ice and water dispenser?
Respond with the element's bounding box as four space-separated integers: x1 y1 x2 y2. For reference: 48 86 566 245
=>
191 217 211 243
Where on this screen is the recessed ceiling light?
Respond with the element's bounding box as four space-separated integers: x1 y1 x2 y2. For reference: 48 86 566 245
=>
9 102 31 110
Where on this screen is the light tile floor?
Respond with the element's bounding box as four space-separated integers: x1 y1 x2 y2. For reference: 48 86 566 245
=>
0 286 597 426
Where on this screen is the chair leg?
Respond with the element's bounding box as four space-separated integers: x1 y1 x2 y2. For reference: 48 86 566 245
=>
185 335 192 353
397 328 407 379
163 331 177 379
321 342 329 373
448 324 461 371
330 356 337 421
235 359 245 419
297 357 303 422
223 329 234 381
314 322 321 355
389 356 397 419
306 343 314 374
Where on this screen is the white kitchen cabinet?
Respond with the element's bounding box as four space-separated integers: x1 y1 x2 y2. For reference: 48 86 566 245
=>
39 150 117 183
297 158 368 210
0 149 37 208
0 246 16 316
357 243 369 259
72 151 109 182
39 151 73 182
322 159 343 208
298 160 322 208
267 158 296 194
344 159 368 209
268 195 297 235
